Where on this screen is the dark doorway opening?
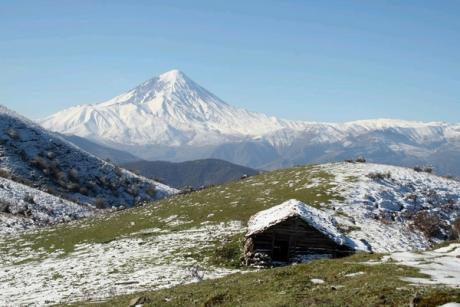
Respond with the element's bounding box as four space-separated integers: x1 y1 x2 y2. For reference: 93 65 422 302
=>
272 239 289 262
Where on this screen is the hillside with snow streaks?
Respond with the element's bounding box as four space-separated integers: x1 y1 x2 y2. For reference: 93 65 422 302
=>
1 162 460 305
0 176 94 234
40 70 460 175
0 105 176 214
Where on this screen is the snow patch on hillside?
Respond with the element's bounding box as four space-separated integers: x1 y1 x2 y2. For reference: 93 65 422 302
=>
0 221 243 305
0 104 177 226
384 243 460 287
320 163 460 252
0 176 94 234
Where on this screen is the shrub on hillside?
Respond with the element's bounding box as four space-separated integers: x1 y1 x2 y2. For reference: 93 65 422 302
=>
413 166 433 174
355 156 366 163
94 198 108 209
367 171 392 181
146 185 156 197
0 168 10 179
23 193 35 204
68 168 79 183
6 128 20 140
450 217 460 239
412 211 447 239
31 156 49 170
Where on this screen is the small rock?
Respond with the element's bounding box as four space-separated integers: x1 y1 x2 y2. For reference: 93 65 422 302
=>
310 278 325 284
129 296 150 307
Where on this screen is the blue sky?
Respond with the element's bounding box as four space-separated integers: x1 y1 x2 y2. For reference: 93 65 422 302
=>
1 0 459 122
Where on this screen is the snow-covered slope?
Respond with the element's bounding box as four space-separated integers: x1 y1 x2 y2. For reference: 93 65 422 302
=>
40 70 460 175
0 176 94 234
318 162 460 252
0 105 176 213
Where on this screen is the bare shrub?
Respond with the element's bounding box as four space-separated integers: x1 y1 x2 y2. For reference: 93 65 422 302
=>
355 156 366 163
367 171 392 181
0 168 10 179
146 185 156 197
414 165 433 174
23 193 35 204
6 128 20 140
68 168 79 182
45 151 56 160
79 186 89 196
67 182 80 193
31 156 49 170
412 211 446 239
186 265 204 281
94 198 108 209
450 217 460 239
423 166 433 174
404 194 417 203
128 184 140 196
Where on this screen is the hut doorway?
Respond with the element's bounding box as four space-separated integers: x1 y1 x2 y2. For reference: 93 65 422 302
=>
272 238 289 262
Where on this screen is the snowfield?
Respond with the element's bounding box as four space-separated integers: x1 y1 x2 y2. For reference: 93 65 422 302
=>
0 221 244 305
384 243 460 288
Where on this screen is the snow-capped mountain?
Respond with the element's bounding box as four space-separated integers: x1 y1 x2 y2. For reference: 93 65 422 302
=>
40 70 460 175
0 105 176 214
41 70 305 147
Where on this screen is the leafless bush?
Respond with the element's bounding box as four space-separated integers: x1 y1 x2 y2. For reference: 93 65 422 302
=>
450 217 460 239
79 186 89 196
146 185 156 197
367 171 392 181
0 200 9 212
128 184 140 196
423 166 433 174
404 193 417 203
23 193 35 204
114 166 122 176
6 128 20 140
31 156 49 170
413 165 433 173
67 182 80 193
186 265 204 281
0 168 10 179
45 151 56 160
68 168 79 182
94 198 108 209
355 156 366 163
412 211 446 239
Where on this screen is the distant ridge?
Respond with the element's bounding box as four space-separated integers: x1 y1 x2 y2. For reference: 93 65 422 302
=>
121 159 259 189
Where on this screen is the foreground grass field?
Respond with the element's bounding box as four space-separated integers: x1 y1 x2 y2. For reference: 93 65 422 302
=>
77 253 460 307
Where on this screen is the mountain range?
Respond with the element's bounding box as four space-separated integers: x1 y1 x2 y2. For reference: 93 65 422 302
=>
40 70 460 176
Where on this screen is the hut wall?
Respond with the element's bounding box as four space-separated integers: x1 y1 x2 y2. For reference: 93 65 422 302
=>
246 216 352 265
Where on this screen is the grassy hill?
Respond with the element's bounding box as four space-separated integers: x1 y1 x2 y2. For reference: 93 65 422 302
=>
1 162 460 305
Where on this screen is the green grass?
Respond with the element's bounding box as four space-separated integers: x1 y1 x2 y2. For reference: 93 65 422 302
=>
71 253 460 307
0 164 343 258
